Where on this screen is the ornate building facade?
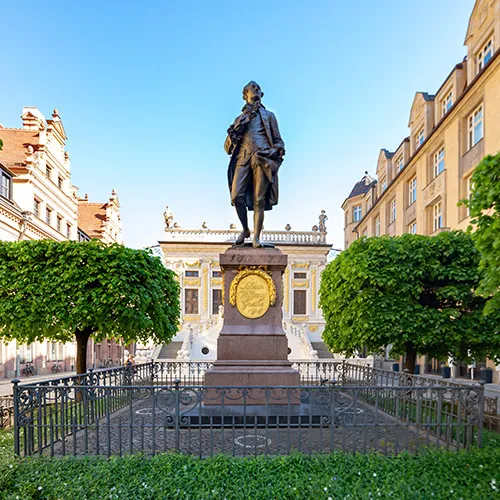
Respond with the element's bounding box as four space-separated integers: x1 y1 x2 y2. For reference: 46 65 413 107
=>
0 107 124 378
342 0 500 381
148 210 335 362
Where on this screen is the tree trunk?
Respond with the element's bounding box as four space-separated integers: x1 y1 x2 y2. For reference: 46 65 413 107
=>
404 342 417 374
75 327 92 375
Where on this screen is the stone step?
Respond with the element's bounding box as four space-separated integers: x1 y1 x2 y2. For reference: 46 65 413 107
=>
157 342 183 360
311 342 335 359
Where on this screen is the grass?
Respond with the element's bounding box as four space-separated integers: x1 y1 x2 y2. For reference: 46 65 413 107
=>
1 428 500 499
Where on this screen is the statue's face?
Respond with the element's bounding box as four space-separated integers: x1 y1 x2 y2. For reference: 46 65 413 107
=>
244 82 262 103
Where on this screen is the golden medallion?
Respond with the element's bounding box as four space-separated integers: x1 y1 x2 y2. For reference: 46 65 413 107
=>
230 267 276 319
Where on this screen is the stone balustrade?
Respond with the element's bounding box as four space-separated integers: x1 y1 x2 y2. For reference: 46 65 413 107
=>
162 228 327 245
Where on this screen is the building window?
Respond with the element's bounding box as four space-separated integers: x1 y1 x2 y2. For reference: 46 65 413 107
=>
48 342 63 361
185 270 199 278
366 193 372 211
416 128 425 149
293 290 307 315
433 147 445 177
78 229 90 242
33 198 41 217
468 105 484 149
212 271 222 278
58 177 63 189
442 91 453 116
408 177 417 205
45 207 52 226
396 156 404 173
381 178 387 193
433 202 443 232
56 216 62 233
184 289 199 315
408 221 417 234
389 199 396 223
45 165 52 180
362 228 368 237
0 170 12 199
293 272 307 280
212 289 222 315
375 216 380 236
66 223 72 239
353 205 362 222
19 344 33 364
477 38 494 73
466 176 473 217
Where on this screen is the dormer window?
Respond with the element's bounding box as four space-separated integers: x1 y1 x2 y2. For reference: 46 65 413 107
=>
381 178 387 193
396 156 404 173
477 38 494 73
415 128 425 150
442 91 453 117
353 205 362 222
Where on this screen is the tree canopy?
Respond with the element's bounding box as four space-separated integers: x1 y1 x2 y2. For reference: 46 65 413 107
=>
319 231 500 372
0 240 180 373
461 152 500 314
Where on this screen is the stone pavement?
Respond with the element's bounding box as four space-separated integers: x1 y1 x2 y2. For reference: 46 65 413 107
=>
0 371 75 396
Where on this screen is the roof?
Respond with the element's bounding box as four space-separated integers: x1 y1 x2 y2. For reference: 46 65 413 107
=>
77 202 107 239
347 173 376 199
421 92 435 101
381 149 394 159
0 129 40 169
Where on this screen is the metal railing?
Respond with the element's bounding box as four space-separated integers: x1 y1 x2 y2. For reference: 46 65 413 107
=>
1 395 14 429
13 361 484 457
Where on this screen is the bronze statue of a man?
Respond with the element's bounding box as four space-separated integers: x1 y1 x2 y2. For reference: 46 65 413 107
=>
224 81 285 248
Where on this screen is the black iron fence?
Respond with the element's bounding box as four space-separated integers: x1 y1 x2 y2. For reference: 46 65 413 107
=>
1 395 14 429
13 361 484 458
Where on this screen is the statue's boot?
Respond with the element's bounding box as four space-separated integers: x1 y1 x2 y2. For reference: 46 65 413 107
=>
253 210 264 248
235 228 251 245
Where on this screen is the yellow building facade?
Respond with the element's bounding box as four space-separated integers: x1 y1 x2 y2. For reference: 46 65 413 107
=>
342 0 500 381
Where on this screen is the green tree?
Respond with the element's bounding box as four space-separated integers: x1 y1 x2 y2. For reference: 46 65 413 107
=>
0 240 180 374
460 152 500 313
0 139 3 150
319 231 500 373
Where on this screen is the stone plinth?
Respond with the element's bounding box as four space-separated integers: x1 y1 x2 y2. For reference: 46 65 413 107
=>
204 246 300 404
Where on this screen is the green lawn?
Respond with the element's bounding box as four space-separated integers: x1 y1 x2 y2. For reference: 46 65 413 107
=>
1 428 499 499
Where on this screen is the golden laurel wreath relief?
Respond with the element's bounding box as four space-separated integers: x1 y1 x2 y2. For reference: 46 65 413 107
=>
229 268 276 319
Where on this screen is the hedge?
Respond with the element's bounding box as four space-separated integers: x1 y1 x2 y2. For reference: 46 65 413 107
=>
0 430 499 499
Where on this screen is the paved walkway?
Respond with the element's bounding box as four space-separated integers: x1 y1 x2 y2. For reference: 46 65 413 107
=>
0 371 76 396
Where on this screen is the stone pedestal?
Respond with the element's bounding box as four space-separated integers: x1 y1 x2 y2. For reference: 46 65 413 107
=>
204 246 300 404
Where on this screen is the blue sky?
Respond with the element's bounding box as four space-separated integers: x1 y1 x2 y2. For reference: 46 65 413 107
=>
1 0 475 249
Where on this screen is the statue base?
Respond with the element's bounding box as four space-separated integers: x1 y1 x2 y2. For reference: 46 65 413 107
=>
204 246 300 405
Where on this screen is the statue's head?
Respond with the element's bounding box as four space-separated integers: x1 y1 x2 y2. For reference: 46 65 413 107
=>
242 81 263 103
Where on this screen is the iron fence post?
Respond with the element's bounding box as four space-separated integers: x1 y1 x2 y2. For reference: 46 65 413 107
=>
12 379 20 456
477 380 485 448
174 379 180 451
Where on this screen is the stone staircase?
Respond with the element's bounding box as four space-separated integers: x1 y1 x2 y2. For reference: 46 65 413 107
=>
156 342 183 360
310 342 335 359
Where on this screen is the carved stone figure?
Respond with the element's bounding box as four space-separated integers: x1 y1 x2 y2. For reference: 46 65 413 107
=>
163 205 174 229
319 210 328 232
224 81 285 248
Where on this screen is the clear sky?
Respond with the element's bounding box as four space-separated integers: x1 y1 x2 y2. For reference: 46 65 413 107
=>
0 0 475 250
